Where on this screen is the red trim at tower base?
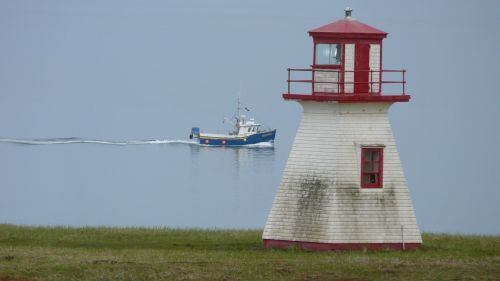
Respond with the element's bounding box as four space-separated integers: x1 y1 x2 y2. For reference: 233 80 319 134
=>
282 93 411 103
263 239 421 251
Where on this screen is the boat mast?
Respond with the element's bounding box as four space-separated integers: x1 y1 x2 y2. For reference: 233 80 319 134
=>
235 97 241 133
237 97 241 120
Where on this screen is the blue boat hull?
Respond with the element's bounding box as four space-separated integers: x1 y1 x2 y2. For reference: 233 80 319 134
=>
198 130 276 146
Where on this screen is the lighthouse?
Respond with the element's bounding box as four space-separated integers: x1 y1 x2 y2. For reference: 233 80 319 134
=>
263 8 422 250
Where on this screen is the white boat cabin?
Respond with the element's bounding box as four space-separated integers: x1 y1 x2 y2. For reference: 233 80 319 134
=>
234 116 262 136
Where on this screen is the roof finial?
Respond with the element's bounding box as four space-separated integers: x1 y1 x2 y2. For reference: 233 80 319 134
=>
344 7 353 20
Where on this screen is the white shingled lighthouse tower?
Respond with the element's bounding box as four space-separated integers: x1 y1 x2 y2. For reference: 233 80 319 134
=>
263 8 422 250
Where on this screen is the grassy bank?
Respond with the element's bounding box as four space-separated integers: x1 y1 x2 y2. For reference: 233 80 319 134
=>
0 224 499 281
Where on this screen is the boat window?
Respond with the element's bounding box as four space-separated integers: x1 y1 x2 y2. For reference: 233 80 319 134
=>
315 43 341 65
248 127 251 132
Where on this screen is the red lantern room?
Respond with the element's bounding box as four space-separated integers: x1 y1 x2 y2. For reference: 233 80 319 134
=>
284 8 410 103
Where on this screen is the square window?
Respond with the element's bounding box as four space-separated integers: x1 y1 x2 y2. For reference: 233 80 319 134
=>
315 43 342 65
361 147 383 188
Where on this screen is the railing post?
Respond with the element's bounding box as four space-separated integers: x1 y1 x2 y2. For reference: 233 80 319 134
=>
370 70 373 95
287 68 291 94
402 70 406 95
312 68 315 95
379 69 382 94
337 70 340 93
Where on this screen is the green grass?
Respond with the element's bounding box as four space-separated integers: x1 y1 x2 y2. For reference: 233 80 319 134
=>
0 224 499 281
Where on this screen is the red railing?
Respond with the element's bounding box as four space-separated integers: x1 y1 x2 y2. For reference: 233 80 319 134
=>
286 68 407 96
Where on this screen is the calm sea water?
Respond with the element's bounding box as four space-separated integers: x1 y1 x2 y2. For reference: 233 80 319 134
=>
0 138 284 229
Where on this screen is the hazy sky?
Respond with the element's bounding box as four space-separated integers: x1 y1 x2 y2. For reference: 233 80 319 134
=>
0 0 499 234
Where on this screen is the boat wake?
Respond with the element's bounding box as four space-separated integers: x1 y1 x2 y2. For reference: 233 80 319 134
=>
0 137 198 146
0 137 274 148
238 142 274 148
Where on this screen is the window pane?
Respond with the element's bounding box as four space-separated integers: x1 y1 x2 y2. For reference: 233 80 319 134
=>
363 174 371 184
370 174 378 184
373 162 379 172
315 44 329 65
315 44 341 65
364 150 371 161
334 44 341 63
372 150 379 161
364 162 372 172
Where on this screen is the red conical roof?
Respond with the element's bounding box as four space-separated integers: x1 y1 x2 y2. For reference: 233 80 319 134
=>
308 19 387 39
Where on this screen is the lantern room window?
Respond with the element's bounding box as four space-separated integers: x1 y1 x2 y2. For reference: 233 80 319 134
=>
361 147 383 188
315 43 342 65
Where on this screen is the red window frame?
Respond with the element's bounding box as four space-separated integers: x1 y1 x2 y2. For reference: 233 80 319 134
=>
313 43 343 69
361 147 383 188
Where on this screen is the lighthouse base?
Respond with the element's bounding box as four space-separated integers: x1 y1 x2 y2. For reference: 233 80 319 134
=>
262 102 422 249
263 239 421 251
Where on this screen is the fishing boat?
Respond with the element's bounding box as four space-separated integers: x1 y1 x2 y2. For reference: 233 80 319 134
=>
189 99 276 146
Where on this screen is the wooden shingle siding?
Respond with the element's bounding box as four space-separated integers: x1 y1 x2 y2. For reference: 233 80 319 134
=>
263 101 422 245
344 44 355 93
369 44 381 93
313 70 340 93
